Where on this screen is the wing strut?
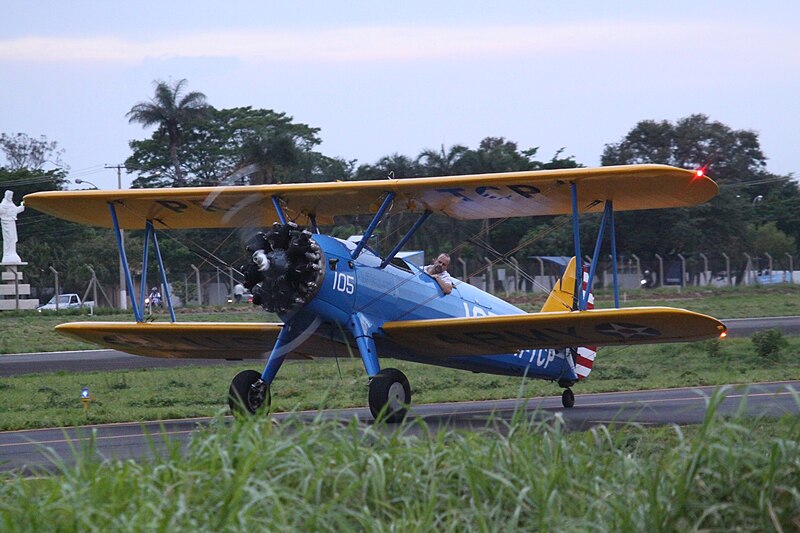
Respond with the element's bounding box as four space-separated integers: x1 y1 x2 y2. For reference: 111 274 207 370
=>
109 202 142 322
352 192 395 259
140 221 177 322
380 210 431 268
570 183 583 310
271 196 287 224
108 203 177 323
570 188 621 311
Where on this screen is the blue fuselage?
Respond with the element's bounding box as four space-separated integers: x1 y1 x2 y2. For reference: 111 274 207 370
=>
283 235 577 383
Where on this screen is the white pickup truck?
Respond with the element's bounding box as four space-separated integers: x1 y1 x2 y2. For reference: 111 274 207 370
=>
36 293 95 312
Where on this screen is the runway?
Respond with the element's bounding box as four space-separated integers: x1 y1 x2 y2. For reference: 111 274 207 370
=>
2 381 798 474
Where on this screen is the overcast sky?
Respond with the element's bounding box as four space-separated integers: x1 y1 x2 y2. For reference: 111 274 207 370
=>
1 1 797 189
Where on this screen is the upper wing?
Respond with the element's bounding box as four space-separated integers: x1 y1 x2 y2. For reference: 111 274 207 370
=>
380 307 727 357
55 321 336 360
24 164 717 229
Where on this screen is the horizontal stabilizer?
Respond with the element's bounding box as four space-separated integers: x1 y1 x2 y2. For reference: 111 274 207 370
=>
55 321 331 360
381 307 726 357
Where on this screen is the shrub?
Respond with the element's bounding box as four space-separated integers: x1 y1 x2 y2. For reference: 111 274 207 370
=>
705 339 723 358
751 329 788 359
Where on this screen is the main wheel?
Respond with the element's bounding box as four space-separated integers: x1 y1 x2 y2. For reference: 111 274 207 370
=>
368 368 411 423
561 388 575 409
228 370 271 415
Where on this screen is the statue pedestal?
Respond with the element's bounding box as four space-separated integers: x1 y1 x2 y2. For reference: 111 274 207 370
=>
0 263 39 311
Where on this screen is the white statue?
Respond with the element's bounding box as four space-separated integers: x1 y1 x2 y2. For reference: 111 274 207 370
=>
0 190 25 264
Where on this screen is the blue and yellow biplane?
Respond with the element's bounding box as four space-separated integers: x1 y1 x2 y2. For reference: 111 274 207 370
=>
25 164 727 421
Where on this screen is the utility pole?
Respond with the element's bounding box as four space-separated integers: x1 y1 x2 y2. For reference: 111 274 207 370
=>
105 164 127 310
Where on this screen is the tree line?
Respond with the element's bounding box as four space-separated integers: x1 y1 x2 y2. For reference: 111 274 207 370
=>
1 79 797 298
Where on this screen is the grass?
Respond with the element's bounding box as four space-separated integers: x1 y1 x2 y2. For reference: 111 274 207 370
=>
2 336 799 431
1 394 799 531
0 306 275 354
512 282 800 317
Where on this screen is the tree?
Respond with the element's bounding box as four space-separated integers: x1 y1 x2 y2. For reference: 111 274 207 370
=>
416 144 468 176
0 133 66 172
748 221 797 258
126 79 208 186
602 114 768 183
127 106 323 187
600 115 786 271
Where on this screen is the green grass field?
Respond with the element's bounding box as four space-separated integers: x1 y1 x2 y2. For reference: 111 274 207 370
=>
1 399 798 531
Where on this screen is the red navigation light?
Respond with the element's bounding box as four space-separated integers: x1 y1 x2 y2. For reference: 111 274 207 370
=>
691 166 708 182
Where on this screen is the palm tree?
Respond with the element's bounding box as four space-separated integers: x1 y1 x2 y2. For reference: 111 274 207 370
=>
416 144 467 176
126 79 208 185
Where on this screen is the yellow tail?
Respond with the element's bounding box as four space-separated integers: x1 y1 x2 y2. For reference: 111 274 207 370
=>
540 257 578 312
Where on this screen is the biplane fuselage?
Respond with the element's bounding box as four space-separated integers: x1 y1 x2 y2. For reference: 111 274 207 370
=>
293 234 573 381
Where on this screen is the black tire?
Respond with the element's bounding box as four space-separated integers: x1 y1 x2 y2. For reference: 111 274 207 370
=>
561 388 575 409
368 368 411 423
228 370 270 415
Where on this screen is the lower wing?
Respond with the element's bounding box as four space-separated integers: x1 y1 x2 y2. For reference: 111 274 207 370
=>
55 322 330 360
380 307 726 357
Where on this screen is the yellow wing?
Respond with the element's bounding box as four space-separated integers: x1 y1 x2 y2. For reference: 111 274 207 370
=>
55 322 337 360
380 307 727 357
24 164 717 229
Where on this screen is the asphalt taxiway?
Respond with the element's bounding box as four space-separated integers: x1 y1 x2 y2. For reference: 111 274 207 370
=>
1 381 798 474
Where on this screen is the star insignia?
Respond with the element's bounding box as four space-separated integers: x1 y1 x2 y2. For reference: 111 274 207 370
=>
595 322 661 340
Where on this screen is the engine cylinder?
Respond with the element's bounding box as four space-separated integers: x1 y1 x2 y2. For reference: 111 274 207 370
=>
242 222 325 315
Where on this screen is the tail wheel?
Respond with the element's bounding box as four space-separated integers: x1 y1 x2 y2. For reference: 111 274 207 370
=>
228 370 271 415
368 368 411 423
561 388 575 408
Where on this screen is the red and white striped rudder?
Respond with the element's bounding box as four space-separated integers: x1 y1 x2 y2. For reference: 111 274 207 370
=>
574 264 597 380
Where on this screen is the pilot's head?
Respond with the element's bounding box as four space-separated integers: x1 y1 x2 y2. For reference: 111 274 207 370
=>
431 253 450 274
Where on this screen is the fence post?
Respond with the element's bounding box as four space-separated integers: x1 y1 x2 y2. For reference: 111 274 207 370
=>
509 257 519 295
49 266 60 311
765 252 773 280
484 257 493 293
533 257 545 293
677 254 686 288
786 253 794 284
191 264 201 305
457 257 467 284
743 253 753 285
655 253 664 288
699 253 709 285
722 253 731 286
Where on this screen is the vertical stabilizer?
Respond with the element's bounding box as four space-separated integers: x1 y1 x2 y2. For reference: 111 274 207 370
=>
540 257 577 313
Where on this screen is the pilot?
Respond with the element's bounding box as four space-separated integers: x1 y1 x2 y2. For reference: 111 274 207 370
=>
424 253 455 295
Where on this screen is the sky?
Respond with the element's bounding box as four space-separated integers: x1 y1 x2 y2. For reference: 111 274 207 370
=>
1 1 798 189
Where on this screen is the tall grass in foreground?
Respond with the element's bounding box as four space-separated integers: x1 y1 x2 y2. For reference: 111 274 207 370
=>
2 392 799 532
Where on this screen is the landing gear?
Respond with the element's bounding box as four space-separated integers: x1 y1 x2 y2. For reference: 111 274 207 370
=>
561 388 575 409
368 368 411 423
228 370 271 415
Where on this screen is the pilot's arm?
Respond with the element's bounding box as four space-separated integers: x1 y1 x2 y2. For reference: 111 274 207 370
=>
425 266 454 295
433 275 453 295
